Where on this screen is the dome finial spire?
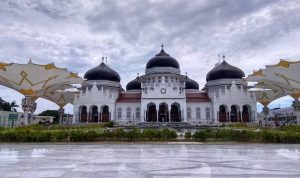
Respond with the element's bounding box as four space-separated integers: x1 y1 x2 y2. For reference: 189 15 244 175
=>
101 57 104 63
222 53 226 61
137 72 139 77
161 43 164 50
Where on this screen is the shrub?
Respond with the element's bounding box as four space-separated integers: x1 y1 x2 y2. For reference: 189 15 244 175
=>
15 131 27 142
126 128 141 141
184 132 192 139
86 130 98 141
36 132 51 142
53 131 69 141
261 130 275 143
141 129 156 140
104 121 115 128
193 131 207 141
70 130 84 142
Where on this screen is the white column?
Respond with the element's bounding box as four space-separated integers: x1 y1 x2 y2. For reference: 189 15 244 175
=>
156 106 159 122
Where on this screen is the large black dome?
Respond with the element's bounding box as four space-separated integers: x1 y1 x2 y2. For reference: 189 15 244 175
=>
206 61 245 81
146 49 180 69
126 77 141 90
84 62 121 82
185 77 199 90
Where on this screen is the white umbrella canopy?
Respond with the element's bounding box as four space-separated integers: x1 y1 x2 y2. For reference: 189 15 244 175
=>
254 79 300 99
246 59 300 89
0 60 83 98
250 89 286 106
246 59 300 102
42 90 78 108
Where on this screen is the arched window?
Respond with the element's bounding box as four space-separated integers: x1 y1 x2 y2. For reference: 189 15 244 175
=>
187 107 192 119
127 107 131 119
117 108 122 119
136 107 140 119
196 107 201 119
206 107 210 119
158 76 161 83
165 76 168 83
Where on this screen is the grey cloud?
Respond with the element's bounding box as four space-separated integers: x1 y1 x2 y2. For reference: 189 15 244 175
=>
0 0 299 113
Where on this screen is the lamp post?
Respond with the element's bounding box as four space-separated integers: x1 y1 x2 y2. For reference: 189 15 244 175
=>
292 98 300 125
263 106 269 127
58 107 65 125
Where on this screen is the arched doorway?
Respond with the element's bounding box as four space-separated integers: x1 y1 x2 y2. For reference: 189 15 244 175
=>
242 105 251 122
218 105 227 122
147 103 157 122
230 105 238 122
101 105 110 122
158 103 168 122
170 103 181 122
79 105 87 122
90 105 98 122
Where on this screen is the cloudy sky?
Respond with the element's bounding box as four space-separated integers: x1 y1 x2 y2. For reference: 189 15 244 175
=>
0 0 300 114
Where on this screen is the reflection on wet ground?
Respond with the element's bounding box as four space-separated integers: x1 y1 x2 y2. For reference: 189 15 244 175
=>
0 143 299 177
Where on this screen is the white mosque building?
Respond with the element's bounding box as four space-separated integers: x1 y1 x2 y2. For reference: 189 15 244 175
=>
73 46 257 125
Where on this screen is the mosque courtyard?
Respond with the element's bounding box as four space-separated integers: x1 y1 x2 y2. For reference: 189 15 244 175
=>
0 143 299 178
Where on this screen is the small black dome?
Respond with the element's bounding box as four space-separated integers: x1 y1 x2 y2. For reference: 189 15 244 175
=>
84 62 121 82
126 77 141 90
146 49 180 69
206 61 245 81
185 77 199 90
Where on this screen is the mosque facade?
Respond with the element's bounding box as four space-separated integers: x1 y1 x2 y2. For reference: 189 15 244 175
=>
72 47 257 125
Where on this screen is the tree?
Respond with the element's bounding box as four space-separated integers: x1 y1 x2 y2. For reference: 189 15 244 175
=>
0 97 4 110
38 110 59 123
1 100 19 112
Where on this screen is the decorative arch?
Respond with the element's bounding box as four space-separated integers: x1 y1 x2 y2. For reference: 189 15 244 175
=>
147 103 157 122
159 102 169 122
171 102 181 122
230 105 240 122
101 105 110 122
218 105 228 122
89 105 99 122
79 105 87 123
242 105 251 122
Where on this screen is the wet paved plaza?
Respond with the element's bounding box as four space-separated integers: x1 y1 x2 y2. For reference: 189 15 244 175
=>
0 143 299 178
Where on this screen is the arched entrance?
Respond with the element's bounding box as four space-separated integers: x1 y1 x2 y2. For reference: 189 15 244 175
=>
218 105 227 122
230 105 239 122
170 103 181 122
242 105 251 122
90 105 98 122
79 105 87 122
158 103 168 122
147 103 157 122
101 105 110 122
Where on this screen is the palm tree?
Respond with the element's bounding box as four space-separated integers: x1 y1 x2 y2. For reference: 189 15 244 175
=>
1 100 19 112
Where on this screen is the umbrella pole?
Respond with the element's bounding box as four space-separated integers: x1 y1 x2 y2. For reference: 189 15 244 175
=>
292 99 300 125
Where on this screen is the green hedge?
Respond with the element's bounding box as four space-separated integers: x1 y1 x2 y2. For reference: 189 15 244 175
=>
0 128 177 142
1 126 299 143
190 128 300 143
